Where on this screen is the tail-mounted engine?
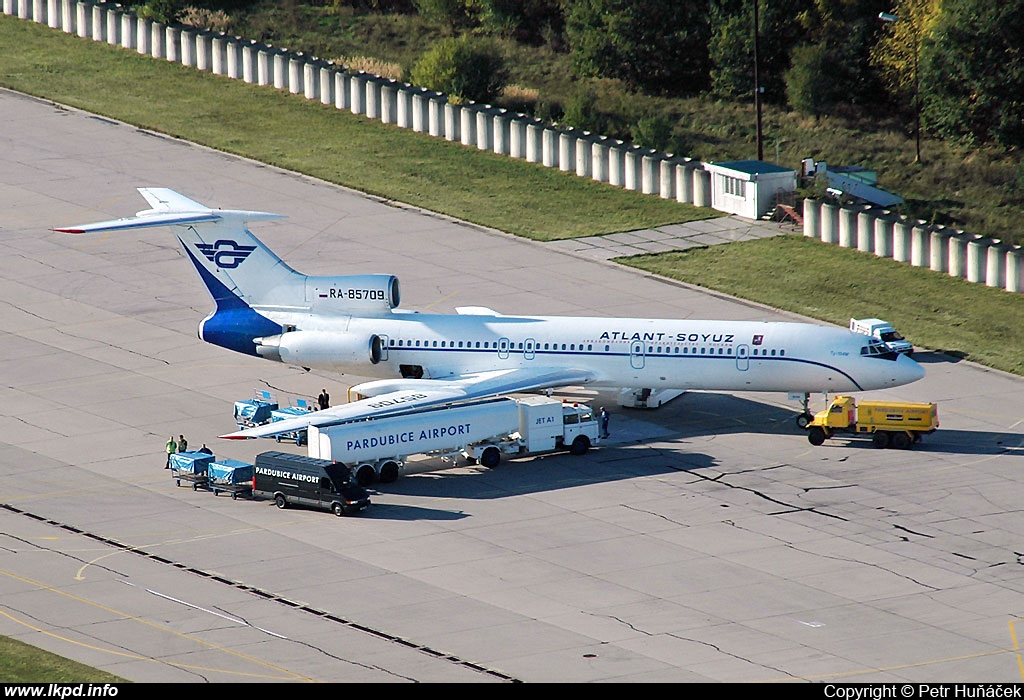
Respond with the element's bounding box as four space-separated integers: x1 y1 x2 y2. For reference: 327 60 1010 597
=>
255 331 383 370
306 274 400 316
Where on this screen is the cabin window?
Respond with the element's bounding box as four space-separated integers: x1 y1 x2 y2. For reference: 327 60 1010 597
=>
604 345 610 351
780 349 785 356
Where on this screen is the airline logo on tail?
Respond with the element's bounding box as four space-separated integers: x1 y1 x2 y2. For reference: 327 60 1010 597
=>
195 240 257 269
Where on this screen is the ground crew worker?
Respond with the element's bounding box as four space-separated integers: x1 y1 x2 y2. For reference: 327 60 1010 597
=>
318 389 330 410
165 436 177 468
178 434 188 453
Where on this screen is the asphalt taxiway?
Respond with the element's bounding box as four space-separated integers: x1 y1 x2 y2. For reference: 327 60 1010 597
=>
1 89 1023 683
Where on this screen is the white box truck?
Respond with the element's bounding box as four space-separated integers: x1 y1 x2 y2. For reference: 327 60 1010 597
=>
849 318 914 355
308 396 600 486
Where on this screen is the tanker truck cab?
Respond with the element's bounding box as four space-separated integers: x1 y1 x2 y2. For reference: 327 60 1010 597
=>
253 451 370 516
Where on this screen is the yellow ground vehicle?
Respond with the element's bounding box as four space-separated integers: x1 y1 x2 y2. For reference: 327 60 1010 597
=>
805 395 938 449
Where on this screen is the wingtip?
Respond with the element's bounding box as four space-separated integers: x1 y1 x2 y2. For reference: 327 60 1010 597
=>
53 228 84 234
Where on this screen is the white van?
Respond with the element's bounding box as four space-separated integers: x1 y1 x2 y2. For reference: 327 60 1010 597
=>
849 318 914 355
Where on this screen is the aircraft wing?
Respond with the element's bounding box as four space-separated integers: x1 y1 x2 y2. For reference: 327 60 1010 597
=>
219 366 594 440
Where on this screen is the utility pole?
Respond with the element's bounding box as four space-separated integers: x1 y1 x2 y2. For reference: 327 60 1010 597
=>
754 0 764 161
879 11 922 164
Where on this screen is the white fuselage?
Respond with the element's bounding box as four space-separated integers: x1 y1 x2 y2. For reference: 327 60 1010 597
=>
260 308 924 394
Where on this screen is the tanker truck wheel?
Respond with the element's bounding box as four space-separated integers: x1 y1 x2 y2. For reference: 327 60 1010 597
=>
872 431 891 449
480 446 501 468
569 435 591 455
356 464 377 486
379 461 400 483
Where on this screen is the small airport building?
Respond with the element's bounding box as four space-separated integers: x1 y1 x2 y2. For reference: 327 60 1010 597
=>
704 160 797 220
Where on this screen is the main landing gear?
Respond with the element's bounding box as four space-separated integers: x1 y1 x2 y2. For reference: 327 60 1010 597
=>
795 392 813 429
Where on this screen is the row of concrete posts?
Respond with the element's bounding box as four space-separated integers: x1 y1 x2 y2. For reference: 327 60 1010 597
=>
803 199 1024 293
3 0 715 208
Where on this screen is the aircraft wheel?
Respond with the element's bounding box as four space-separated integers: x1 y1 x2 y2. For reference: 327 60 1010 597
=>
807 426 826 446
796 413 812 429
480 446 501 469
872 431 891 449
570 435 591 455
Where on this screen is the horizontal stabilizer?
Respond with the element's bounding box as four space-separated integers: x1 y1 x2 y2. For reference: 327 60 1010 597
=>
54 187 284 234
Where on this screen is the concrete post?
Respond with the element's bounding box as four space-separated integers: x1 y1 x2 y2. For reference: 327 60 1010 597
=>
257 46 273 86
395 86 412 128
241 41 258 83
412 90 429 133
820 202 839 244
460 104 476 146
929 228 949 273
873 213 894 258
380 81 397 124
893 219 913 262
179 27 196 67
591 136 609 183
659 157 675 199
986 242 1008 289
212 35 228 76
274 51 289 90
966 237 989 283
135 17 150 54
911 222 930 267
150 21 165 59
526 121 543 163
120 10 135 49
165 25 180 63
429 94 445 138
856 209 875 252
676 164 694 204
303 59 320 100
607 142 625 186
364 75 380 117
48 0 59 29
802 198 820 238
575 133 592 178
509 117 526 158
334 71 349 110
443 102 459 142
476 107 493 151
542 128 558 168
1006 246 1023 293
838 206 859 247
642 153 659 196
693 168 711 207
947 232 968 278
197 32 214 72
493 110 510 155
62 0 75 35
559 129 576 172
90 3 104 42
623 147 641 191
349 72 365 114
315 63 333 105
77 2 90 38
105 6 119 45
226 37 243 79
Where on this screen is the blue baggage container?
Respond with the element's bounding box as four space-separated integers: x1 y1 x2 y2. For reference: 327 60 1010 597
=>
208 459 254 499
170 451 214 490
234 399 278 427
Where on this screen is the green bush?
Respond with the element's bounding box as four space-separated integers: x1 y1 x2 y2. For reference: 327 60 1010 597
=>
408 34 509 104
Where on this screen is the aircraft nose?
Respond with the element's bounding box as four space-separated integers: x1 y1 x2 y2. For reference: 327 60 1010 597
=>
895 352 925 386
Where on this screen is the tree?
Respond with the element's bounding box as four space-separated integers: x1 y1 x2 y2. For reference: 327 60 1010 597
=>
408 34 509 104
919 0 1024 149
564 0 710 96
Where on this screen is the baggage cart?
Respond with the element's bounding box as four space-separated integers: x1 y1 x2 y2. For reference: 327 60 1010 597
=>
270 401 312 445
170 451 214 490
234 391 278 429
208 458 255 499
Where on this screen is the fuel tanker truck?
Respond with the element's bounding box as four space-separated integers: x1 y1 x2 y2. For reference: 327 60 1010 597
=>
307 395 600 486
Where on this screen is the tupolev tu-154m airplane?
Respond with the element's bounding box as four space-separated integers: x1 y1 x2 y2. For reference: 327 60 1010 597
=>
57 188 924 438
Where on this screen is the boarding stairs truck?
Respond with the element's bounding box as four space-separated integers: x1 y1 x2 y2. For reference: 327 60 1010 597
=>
307 396 600 486
804 395 938 449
